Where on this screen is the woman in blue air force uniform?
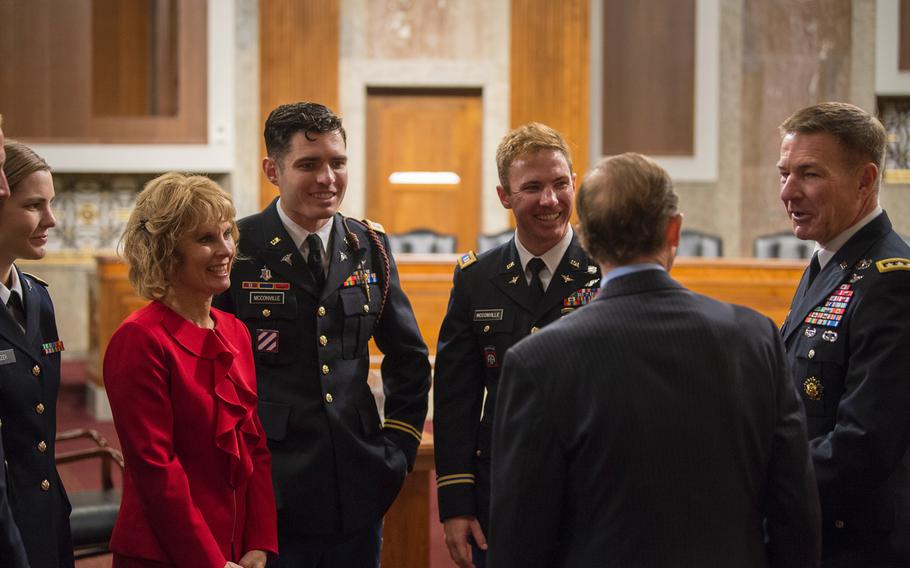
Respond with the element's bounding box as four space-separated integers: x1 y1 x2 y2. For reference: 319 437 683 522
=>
0 140 73 568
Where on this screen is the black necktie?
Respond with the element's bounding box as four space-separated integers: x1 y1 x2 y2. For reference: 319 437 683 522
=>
306 234 325 289
806 252 821 289
7 292 25 333
527 257 546 302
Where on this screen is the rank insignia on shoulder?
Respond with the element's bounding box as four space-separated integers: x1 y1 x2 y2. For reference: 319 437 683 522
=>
457 251 478 269
363 219 386 234
22 272 48 287
270 236 282 246
803 376 823 400
41 340 64 355
876 257 910 273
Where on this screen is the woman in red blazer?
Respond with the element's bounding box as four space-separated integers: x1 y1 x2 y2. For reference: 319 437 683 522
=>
104 172 277 568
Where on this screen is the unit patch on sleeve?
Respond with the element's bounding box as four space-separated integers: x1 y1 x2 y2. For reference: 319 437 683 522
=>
257 329 279 353
804 283 854 328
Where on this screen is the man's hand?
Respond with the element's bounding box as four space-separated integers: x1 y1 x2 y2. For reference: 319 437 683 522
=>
237 549 268 568
444 515 487 568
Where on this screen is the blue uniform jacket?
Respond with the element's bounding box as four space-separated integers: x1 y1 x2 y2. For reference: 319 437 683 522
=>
0 267 72 568
781 211 910 565
214 201 431 535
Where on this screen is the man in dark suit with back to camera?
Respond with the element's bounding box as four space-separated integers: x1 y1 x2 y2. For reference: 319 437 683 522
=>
777 102 910 567
489 152 821 568
433 122 601 568
214 102 431 568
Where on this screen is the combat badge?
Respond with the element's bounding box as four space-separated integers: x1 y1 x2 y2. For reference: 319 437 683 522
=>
822 330 838 342
803 376 823 401
257 329 279 353
483 346 499 368
804 326 817 338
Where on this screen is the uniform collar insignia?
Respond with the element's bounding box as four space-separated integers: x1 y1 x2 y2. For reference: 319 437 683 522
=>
506 261 515 270
509 276 519 285
569 259 580 269
281 253 293 266
270 236 282 246
838 261 849 270
561 274 573 283
587 265 597 274
339 251 348 262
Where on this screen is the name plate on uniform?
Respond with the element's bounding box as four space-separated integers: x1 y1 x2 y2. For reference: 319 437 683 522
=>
0 349 15 365
249 291 285 305
473 309 503 321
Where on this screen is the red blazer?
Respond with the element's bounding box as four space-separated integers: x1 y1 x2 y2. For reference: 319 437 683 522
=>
104 302 277 567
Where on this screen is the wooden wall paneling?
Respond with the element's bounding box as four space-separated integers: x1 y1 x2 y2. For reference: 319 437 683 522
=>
92 0 152 117
366 89 482 252
259 0 340 209
601 0 695 156
901 0 910 71
510 0 590 179
0 0 205 144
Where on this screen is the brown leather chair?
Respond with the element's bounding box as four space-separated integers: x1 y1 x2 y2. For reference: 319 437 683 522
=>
56 428 123 559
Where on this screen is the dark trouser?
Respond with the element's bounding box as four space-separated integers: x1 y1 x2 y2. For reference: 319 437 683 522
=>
268 519 383 568
472 545 487 568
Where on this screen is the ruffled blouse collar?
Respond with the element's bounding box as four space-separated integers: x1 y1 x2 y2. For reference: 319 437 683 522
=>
154 301 261 487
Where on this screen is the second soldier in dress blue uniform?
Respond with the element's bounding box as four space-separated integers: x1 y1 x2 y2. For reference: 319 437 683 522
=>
433 123 600 568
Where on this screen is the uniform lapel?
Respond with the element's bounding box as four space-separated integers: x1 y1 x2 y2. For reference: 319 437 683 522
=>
0 267 40 360
490 241 539 314
322 215 366 300
535 236 600 318
256 200 320 298
781 213 891 343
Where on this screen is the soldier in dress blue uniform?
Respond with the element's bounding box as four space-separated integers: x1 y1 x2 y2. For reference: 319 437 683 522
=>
777 102 910 567
0 139 73 568
214 102 431 568
0 120 30 568
432 123 601 568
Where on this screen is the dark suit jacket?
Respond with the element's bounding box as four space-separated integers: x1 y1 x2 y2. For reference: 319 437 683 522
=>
0 267 72 568
489 269 821 568
0 423 29 568
780 212 910 566
433 235 600 531
214 202 431 535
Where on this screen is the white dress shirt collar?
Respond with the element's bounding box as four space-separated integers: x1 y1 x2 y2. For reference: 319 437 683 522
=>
816 206 882 269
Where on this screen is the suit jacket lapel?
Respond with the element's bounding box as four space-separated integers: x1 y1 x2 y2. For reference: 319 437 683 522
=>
781 212 892 343
322 214 366 300
255 200 320 298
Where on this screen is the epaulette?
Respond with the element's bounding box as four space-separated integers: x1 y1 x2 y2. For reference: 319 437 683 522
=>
876 258 910 273
363 219 386 234
457 251 478 269
22 272 49 287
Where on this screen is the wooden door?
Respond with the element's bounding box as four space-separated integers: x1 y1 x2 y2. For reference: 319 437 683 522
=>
366 88 482 253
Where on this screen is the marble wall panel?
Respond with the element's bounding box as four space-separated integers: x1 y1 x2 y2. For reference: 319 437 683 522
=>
364 0 485 59
740 0 853 256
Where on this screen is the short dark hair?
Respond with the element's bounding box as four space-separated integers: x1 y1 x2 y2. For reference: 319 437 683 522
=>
779 102 886 178
264 102 346 161
577 153 678 266
496 122 572 193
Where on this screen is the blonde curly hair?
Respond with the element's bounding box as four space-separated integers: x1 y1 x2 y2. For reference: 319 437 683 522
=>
121 172 238 300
